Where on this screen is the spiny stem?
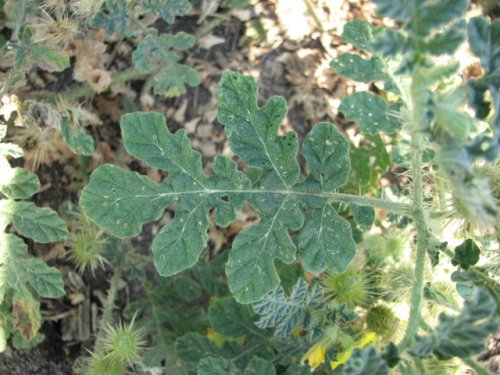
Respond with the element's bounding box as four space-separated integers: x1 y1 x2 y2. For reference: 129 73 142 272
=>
399 70 432 350
100 266 123 331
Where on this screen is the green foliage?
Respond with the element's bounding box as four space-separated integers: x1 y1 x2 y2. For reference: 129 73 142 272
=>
0 124 67 350
132 32 200 96
138 0 192 24
60 116 95 156
451 239 480 270
252 278 323 337
344 346 389 375
1 0 199 164
371 0 468 71
90 0 132 37
80 72 358 304
411 289 498 360
330 54 385 83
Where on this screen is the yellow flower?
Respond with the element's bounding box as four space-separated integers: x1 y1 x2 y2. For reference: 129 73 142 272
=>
301 341 327 370
357 331 377 347
330 332 377 370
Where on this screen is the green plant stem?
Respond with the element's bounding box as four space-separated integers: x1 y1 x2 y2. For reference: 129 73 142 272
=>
399 71 432 351
49 68 147 103
100 266 123 331
127 251 153 263
462 357 493 375
154 189 412 214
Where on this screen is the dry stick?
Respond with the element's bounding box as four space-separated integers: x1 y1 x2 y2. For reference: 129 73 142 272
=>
50 68 148 103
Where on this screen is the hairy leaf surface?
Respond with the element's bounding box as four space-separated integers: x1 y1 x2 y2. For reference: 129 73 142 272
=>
411 289 498 360
252 278 323 337
138 0 192 24
330 54 385 83
340 92 402 135
80 72 358 303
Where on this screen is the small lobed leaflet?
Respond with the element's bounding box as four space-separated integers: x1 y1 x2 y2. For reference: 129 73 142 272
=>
80 71 359 303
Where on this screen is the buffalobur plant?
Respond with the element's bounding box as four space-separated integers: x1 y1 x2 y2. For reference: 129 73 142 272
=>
1 0 496 373
80 1 500 372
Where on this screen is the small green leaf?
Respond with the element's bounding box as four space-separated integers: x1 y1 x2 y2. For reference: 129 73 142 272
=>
373 0 468 33
244 357 276 375
176 333 224 372
153 63 201 97
298 204 356 274
426 21 466 55
416 0 469 35
198 357 239 375
209 298 259 338
372 29 409 57
90 0 130 36
252 279 323 337
301 123 350 192
0 200 68 242
341 20 384 52
372 0 413 21
350 203 375 228
36 47 70 72
331 54 385 83
60 116 94 156
340 92 401 135
79 164 169 238
0 165 40 199
217 71 301 188
226 196 304 303
452 239 480 269
139 0 192 24
344 346 389 375
468 17 500 78
132 33 195 74
412 289 498 360
23 259 65 298
173 273 202 301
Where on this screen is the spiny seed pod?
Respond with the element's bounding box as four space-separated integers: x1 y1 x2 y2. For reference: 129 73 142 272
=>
71 0 105 19
41 0 68 12
379 264 415 303
87 352 126 375
365 304 397 340
423 357 464 374
67 216 108 274
362 233 405 266
32 8 80 46
100 321 146 367
322 265 375 308
424 281 459 319
68 232 107 274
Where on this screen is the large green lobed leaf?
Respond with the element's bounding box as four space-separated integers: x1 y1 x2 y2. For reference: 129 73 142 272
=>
80 71 357 303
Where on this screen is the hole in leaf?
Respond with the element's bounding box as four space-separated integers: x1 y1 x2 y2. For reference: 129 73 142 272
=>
221 195 229 202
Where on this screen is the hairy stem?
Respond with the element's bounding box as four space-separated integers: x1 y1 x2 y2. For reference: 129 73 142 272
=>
127 251 153 263
462 357 493 375
100 266 123 331
399 71 432 350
